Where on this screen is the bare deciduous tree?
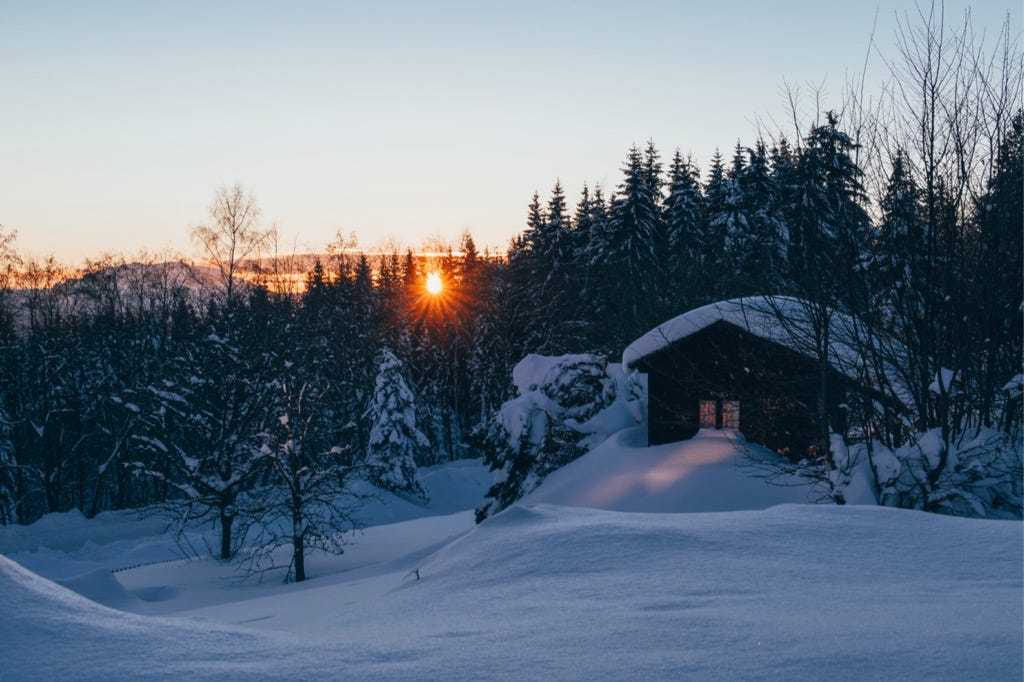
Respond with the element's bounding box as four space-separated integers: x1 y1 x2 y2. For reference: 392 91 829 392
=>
239 366 363 583
192 184 269 306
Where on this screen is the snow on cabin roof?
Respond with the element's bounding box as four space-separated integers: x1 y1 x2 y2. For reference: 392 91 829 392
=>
622 296 872 382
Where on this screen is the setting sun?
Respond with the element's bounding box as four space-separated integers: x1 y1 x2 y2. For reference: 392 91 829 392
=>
426 272 443 295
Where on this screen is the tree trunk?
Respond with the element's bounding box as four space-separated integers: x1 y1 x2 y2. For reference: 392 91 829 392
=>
293 530 305 583
219 502 233 560
817 307 833 469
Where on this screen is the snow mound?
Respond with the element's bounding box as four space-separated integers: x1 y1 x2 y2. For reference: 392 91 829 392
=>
408 503 1021 680
56 568 141 609
0 508 172 556
417 459 493 514
353 458 492 525
2 503 1021 680
0 554 309 680
524 427 832 512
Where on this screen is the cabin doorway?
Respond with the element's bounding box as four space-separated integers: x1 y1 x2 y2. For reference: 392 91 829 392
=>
698 399 740 430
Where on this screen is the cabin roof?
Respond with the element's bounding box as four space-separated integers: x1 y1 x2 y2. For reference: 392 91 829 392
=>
622 297 907 405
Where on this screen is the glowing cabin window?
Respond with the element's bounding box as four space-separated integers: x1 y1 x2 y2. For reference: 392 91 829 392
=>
722 400 740 429
699 400 717 428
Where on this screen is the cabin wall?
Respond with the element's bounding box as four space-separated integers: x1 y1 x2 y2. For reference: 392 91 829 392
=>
636 321 850 457
648 371 699 444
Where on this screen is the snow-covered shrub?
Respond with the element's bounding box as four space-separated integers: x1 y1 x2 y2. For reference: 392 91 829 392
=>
880 427 1022 518
365 348 428 501
815 435 901 506
475 354 644 521
816 426 1022 519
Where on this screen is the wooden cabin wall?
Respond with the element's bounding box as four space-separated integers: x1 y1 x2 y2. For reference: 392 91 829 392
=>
636 321 851 457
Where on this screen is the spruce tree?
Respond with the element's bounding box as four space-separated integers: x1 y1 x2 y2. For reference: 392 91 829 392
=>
779 112 872 459
592 145 666 347
643 139 664 201
875 151 923 297
787 112 870 305
731 140 788 294
663 150 705 308
702 148 734 297
966 112 1022 429
365 348 428 499
575 184 611 351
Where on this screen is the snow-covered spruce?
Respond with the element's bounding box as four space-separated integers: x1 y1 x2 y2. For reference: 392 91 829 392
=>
365 348 428 501
475 353 644 521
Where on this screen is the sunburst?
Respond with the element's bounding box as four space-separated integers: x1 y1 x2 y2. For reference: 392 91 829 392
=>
426 272 443 295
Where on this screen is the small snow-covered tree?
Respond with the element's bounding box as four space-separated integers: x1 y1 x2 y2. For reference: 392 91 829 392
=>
475 354 643 521
365 348 428 500
129 322 276 560
241 363 362 583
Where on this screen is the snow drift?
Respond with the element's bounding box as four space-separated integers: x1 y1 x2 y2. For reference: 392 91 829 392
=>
525 427 832 511
2 504 1020 680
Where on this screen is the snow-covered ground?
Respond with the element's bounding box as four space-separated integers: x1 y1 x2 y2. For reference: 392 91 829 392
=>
525 427 837 511
1 439 1021 680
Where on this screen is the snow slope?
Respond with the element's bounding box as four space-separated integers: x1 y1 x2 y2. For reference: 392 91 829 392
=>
526 427 832 512
2 449 1022 680
0 460 492 615
2 504 1020 680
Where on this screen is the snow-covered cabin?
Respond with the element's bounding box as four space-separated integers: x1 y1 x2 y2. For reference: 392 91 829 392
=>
623 297 894 456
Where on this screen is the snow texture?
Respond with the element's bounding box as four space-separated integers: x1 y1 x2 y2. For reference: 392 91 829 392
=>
526 427 828 512
1 443 1022 680
1 497 1020 681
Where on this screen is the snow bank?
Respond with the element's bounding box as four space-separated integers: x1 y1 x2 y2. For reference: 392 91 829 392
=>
2 458 1019 680
0 553 309 680
525 427 826 512
7 504 1013 681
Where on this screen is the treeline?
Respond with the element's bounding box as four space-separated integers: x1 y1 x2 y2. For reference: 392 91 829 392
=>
0 225 501 529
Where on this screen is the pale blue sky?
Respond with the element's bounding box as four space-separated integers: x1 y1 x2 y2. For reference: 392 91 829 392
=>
1 1 1018 261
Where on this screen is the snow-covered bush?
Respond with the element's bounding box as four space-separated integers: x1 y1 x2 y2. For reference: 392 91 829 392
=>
879 427 1022 518
365 348 428 501
814 427 1022 519
475 354 644 521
